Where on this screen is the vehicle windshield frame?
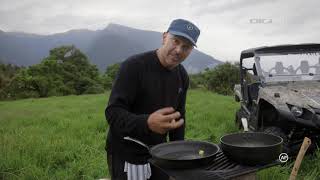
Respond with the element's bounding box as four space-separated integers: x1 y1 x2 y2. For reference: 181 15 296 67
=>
253 50 320 83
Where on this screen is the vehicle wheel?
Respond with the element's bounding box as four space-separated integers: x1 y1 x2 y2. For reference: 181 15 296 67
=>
264 126 289 154
260 108 277 125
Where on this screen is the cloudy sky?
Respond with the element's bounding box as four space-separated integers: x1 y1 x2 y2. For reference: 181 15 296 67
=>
1 0 319 61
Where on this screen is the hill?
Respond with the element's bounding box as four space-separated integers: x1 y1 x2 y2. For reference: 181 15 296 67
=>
0 24 222 73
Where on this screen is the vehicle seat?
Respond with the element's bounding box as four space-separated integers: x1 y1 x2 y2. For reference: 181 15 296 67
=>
316 58 320 74
300 60 309 74
275 62 285 74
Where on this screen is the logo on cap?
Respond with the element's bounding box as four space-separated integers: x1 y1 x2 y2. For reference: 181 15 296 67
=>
187 24 194 31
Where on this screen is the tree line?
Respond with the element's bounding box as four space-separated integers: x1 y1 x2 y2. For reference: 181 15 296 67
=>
0 46 118 100
0 45 240 100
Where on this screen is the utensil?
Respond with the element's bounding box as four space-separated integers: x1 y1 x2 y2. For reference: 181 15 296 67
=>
220 132 283 165
289 137 312 180
124 136 220 169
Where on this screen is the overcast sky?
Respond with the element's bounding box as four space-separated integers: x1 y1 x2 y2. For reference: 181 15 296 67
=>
1 0 319 61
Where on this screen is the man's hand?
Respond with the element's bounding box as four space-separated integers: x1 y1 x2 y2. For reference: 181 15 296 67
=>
147 107 184 134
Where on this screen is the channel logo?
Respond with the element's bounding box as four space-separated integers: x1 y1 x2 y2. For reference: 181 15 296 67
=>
279 153 289 163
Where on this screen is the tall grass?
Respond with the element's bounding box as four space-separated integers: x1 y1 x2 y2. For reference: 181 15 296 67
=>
1 94 109 179
0 89 319 179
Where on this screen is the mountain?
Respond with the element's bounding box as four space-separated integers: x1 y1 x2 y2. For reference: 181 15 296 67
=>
0 24 222 73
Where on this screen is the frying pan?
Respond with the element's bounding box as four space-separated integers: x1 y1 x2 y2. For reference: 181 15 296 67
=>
220 132 283 165
124 137 220 169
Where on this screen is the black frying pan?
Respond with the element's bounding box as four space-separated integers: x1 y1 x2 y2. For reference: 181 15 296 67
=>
124 137 220 169
150 140 220 168
220 132 283 165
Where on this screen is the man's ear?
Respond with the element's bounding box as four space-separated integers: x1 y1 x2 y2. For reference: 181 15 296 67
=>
162 32 168 45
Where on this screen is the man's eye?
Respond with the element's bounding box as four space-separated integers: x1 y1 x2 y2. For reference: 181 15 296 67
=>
173 39 178 44
183 45 192 51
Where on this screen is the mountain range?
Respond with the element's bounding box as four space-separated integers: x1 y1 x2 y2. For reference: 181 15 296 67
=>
0 24 222 73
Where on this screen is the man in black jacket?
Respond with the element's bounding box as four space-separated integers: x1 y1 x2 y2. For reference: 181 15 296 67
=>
105 19 200 180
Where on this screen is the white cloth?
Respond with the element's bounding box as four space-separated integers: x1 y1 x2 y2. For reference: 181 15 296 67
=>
124 161 152 180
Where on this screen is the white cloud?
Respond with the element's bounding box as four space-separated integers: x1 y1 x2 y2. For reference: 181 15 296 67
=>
0 0 319 61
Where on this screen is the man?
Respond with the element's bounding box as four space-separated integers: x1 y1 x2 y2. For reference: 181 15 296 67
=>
105 19 200 180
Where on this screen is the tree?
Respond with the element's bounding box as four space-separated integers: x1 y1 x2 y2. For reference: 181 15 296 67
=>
0 63 22 97
103 63 120 89
205 62 240 95
1 45 104 100
189 73 206 89
105 63 120 80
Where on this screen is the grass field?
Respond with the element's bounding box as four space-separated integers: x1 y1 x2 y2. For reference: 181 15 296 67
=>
0 89 319 179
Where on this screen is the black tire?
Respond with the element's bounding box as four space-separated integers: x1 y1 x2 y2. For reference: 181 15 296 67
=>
260 108 277 126
263 126 289 154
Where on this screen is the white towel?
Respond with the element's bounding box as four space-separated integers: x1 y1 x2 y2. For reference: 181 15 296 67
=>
124 161 151 180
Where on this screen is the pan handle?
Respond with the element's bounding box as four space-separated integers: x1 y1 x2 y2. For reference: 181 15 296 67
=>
124 136 150 151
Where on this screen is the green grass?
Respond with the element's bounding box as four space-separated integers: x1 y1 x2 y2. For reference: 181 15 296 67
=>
185 90 239 142
0 89 319 179
0 94 109 179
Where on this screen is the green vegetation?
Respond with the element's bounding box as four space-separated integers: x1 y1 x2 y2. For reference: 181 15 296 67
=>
101 63 120 90
0 46 111 100
0 93 108 179
0 64 22 90
190 62 240 95
1 89 319 179
1 46 240 100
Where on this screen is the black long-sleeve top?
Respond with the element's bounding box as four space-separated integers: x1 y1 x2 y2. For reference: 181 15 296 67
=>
105 50 189 164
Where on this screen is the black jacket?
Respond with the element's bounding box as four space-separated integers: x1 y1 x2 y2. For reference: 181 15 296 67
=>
105 50 189 164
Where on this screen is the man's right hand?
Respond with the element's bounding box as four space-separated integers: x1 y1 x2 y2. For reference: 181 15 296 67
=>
147 107 184 134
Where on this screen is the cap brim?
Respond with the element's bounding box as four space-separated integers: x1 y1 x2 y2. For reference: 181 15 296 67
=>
168 30 197 47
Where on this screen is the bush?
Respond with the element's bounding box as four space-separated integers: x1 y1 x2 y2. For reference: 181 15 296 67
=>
190 62 240 95
0 63 22 97
84 84 105 94
101 75 113 90
205 62 240 95
189 73 206 89
103 63 120 90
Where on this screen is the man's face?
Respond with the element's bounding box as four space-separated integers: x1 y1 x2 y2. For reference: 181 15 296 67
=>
160 32 194 69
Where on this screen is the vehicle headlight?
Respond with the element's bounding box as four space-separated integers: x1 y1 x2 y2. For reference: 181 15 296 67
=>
291 106 303 117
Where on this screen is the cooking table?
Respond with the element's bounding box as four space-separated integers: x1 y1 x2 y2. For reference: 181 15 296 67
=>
149 150 281 180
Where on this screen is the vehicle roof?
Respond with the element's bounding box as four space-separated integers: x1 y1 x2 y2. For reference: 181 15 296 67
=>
240 43 320 59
